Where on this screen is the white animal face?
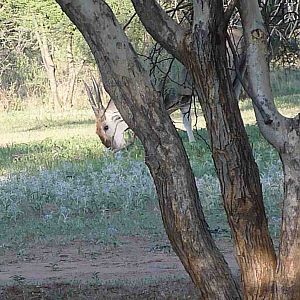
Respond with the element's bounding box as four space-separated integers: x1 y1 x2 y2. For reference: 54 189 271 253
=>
95 102 129 150
85 79 129 151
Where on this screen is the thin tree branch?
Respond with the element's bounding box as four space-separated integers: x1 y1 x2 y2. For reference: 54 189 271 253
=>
239 0 287 150
123 12 137 31
224 0 238 26
227 33 273 124
123 2 191 31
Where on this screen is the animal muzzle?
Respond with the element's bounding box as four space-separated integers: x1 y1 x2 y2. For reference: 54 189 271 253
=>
99 135 112 149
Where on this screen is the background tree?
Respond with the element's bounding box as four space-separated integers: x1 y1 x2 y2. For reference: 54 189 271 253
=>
0 0 40 108
1 0 298 110
0 1 95 110
0 0 154 111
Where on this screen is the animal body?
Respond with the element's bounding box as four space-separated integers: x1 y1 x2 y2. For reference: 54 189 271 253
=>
85 69 196 151
86 29 244 151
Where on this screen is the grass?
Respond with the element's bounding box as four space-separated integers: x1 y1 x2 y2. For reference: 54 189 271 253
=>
271 68 300 97
0 93 299 250
0 109 96 146
0 152 161 248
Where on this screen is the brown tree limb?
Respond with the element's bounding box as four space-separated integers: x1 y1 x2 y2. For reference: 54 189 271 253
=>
131 0 188 61
238 0 287 151
180 2 277 298
239 0 300 298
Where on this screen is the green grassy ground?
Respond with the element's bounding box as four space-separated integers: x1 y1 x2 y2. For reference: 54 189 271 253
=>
0 96 299 251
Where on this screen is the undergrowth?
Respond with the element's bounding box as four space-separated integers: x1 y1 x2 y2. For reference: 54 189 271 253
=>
0 94 297 248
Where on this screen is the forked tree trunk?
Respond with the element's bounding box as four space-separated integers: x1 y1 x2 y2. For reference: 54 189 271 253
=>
184 46 276 299
183 18 276 300
239 0 300 298
55 0 300 298
132 1 276 298
55 0 241 298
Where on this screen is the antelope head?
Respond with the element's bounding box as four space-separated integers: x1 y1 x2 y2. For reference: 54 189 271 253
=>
85 78 129 150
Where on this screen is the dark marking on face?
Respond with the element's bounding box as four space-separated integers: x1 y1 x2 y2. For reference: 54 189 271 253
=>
96 119 112 148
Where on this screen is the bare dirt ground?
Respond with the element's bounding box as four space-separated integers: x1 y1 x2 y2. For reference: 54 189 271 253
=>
0 236 238 299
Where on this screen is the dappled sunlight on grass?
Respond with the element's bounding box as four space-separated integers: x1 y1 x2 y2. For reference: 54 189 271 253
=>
1 127 97 146
239 96 300 125
0 109 96 145
0 137 106 175
0 93 298 248
0 121 284 248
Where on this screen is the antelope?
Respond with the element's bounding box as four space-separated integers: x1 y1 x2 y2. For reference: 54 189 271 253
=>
85 71 196 151
86 29 244 151
84 79 130 150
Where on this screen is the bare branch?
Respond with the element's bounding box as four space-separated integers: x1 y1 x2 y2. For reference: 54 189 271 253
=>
123 2 191 32
131 0 188 61
123 12 137 31
227 33 273 124
239 0 287 150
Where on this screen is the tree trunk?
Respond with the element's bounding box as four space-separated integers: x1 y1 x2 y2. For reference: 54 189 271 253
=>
34 18 61 110
143 103 241 299
183 25 276 300
276 148 300 299
55 0 241 298
239 0 300 298
63 35 84 108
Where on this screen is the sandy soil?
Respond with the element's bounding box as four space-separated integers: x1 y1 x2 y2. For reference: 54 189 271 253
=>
0 236 239 299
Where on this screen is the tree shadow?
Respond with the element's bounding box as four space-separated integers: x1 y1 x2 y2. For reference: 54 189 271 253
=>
23 119 95 132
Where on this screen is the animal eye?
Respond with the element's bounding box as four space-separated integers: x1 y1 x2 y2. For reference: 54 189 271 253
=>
103 125 109 131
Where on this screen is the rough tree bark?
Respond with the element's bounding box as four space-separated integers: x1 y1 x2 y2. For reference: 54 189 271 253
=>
55 1 241 299
239 0 300 298
132 0 276 298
